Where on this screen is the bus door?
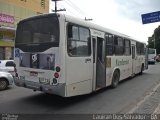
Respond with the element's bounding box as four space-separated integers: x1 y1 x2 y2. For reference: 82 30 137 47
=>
131 45 136 75
92 37 106 90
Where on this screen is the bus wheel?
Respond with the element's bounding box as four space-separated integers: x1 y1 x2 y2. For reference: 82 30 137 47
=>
139 64 144 75
111 70 120 88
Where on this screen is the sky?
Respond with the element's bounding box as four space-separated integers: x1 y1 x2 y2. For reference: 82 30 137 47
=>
49 0 160 43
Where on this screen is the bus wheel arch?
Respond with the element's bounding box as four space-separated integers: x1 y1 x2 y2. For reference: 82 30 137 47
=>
111 69 120 88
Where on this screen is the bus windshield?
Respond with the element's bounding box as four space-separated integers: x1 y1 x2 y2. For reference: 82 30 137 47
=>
149 49 156 54
16 15 59 44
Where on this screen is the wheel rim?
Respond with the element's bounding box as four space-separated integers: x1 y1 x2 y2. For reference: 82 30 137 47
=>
0 80 7 90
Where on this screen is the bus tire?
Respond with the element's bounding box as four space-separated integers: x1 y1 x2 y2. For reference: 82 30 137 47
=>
111 70 120 88
139 64 144 75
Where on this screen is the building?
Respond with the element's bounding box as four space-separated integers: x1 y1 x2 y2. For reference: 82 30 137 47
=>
0 0 49 60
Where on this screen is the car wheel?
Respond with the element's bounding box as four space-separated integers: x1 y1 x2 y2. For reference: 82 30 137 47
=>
111 70 120 88
0 78 8 90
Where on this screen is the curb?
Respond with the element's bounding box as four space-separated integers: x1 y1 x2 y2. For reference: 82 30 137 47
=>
127 81 160 114
153 104 160 114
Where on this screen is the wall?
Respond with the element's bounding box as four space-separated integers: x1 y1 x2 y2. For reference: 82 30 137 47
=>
0 0 49 60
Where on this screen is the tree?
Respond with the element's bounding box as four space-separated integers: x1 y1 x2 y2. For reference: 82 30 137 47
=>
148 25 160 54
147 36 154 48
155 26 160 54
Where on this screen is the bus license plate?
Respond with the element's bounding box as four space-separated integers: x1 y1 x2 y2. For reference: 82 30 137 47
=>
39 78 50 84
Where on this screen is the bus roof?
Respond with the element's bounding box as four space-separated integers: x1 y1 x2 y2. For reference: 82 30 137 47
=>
63 13 145 44
18 13 145 44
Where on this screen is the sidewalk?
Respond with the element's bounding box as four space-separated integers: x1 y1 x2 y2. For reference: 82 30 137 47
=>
128 80 160 114
154 104 160 114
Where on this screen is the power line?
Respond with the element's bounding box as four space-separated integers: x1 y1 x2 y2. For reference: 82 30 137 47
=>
65 0 86 17
51 0 93 20
50 0 84 18
57 4 79 17
63 1 83 17
65 0 93 20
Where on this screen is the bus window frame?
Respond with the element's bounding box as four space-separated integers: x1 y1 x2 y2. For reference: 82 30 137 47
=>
124 39 131 56
114 35 124 56
67 23 91 57
105 33 114 56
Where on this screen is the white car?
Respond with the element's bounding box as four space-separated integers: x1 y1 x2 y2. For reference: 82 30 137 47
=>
0 60 15 76
0 71 14 90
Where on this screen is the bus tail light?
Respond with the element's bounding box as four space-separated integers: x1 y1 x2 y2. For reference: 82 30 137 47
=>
52 78 58 85
56 66 61 72
54 72 59 78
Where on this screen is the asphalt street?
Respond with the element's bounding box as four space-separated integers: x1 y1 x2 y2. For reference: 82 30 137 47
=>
0 63 160 114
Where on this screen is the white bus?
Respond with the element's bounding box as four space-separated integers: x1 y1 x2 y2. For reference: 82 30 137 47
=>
14 13 148 97
148 48 157 64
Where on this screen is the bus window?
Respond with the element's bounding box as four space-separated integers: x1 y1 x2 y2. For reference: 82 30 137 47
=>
132 46 135 59
114 36 124 55
106 34 114 56
124 39 131 56
136 42 145 55
22 31 31 43
15 15 60 52
141 44 145 55
67 24 91 56
16 16 59 44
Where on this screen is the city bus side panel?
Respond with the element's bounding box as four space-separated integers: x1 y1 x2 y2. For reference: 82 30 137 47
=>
64 21 93 97
107 56 132 82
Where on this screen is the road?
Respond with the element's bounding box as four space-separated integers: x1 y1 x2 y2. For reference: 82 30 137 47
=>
0 64 160 114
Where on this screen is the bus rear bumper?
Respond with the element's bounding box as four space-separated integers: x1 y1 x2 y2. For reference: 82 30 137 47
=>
14 77 66 97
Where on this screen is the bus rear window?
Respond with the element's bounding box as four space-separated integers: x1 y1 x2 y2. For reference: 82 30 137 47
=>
16 15 59 44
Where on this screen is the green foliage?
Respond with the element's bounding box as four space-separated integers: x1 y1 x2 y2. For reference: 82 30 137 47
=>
148 36 154 48
155 26 160 54
148 25 160 54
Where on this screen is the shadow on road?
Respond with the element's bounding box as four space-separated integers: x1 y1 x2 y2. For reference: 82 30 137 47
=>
20 86 111 110
117 72 151 86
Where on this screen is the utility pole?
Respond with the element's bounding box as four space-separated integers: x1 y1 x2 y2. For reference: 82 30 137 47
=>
52 0 66 13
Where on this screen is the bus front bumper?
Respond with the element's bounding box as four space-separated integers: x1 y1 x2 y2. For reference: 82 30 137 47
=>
14 77 66 97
